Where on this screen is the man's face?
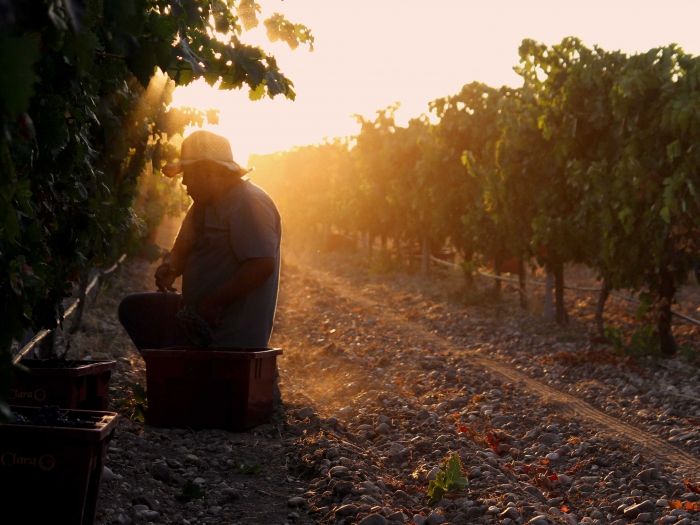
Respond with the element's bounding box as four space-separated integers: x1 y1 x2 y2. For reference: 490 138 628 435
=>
182 162 214 203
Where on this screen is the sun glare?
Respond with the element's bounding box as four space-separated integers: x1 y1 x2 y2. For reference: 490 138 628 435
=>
170 0 700 167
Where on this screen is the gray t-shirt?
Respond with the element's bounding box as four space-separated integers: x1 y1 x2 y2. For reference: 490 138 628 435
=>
174 181 281 348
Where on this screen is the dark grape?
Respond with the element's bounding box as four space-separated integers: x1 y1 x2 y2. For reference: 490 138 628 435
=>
10 405 96 428
175 306 214 347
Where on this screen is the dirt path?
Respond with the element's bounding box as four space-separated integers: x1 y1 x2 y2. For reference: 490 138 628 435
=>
73 248 700 525
299 264 700 475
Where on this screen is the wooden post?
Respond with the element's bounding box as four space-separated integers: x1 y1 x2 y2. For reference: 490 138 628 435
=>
421 237 430 276
544 270 554 322
554 263 568 325
518 257 527 309
494 255 502 295
595 277 611 340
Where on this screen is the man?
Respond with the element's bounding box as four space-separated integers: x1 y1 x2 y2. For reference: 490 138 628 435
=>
118 130 282 350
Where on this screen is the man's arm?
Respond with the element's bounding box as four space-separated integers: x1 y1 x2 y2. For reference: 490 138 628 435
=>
155 207 197 291
197 257 276 326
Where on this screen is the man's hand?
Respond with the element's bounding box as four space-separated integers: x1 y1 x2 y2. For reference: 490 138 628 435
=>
198 292 224 327
154 263 178 292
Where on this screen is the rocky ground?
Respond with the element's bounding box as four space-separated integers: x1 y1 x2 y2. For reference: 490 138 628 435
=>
32 250 700 525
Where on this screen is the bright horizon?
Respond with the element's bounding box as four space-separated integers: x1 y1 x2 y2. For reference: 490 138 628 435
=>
171 0 700 168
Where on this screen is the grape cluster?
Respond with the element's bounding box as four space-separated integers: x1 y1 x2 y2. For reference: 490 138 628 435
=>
11 405 95 428
175 306 213 347
25 355 79 369
46 354 73 368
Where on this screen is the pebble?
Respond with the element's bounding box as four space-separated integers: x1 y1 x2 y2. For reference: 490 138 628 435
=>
287 497 306 507
359 514 389 525
624 501 656 518
538 433 560 444
524 486 547 503
151 463 172 483
329 466 350 476
221 488 240 499
501 507 521 521
297 407 315 419
103 466 117 482
208 506 222 516
528 516 549 525
412 515 426 525
637 468 659 481
327 416 339 426
375 423 391 434
425 511 446 525
140 510 160 520
427 466 440 480
336 504 359 517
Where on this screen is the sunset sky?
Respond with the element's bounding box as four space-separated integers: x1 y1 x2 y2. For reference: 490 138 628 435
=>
172 0 700 166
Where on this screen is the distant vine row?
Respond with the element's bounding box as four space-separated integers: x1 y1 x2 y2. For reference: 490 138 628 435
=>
252 38 700 357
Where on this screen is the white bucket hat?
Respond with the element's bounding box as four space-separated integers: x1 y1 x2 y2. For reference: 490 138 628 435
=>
162 130 252 177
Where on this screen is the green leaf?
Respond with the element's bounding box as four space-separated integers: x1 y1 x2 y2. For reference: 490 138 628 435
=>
443 455 467 491
659 206 671 224
38 108 70 155
64 32 101 74
427 455 467 504
178 482 205 501
126 381 147 404
176 38 207 75
617 207 634 234
0 34 41 113
666 140 682 162
235 460 262 474
75 182 88 200
149 11 175 40
237 0 261 31
126 38 158 88
248 83 265 101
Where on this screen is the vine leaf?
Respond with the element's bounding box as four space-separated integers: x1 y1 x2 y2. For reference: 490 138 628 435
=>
0 34 41 113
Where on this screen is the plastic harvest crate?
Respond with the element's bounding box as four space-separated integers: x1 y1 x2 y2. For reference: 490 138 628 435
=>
11 359 117 410
141 347 282 430
0 406 118 525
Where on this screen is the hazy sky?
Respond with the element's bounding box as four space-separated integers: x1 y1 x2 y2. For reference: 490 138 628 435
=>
172 0 700 165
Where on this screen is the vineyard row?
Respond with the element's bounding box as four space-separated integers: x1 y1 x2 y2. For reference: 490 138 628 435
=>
251 38 700 357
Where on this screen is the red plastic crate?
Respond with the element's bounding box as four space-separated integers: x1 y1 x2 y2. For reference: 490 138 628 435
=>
0 406 118 525
11 359 117 410
141 347 282 430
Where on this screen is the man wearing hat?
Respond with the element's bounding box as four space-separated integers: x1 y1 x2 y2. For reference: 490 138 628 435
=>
118 130 281 350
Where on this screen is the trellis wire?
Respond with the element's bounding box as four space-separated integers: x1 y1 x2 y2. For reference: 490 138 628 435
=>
430 256 700 327
12 255 127 365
